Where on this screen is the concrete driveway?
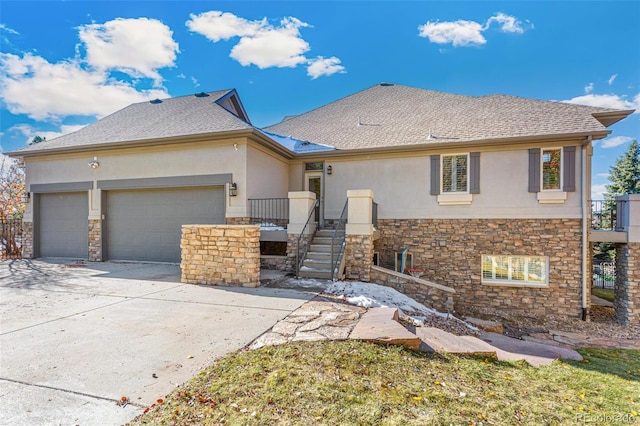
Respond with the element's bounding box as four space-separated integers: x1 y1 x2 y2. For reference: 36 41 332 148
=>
0 259 315 425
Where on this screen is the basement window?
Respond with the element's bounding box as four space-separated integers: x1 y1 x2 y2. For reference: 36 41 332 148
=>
481 255 549 287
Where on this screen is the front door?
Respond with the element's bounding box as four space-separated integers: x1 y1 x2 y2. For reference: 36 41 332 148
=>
305 171 323 227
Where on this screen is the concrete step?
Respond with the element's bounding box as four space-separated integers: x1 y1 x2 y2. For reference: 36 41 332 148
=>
306 252 332 260
298 267 334 279
315 230 345 238
309 244 343 253
349 307 422 350
312 236 344 245
302 258 333 269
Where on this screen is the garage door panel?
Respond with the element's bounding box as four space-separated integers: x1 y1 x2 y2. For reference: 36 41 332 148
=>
39 193 88 258
106 187 225 262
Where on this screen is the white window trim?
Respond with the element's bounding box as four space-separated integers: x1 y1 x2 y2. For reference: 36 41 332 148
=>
541 147 563 192
441 153 470 194
439 153 472 205
537 147 566 204
481 255 549 288
437 193 473 205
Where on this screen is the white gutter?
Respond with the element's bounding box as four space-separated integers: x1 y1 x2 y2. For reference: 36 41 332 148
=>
581 135 592 320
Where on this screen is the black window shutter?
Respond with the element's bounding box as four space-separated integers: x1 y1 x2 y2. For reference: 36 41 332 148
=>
528 148 541 192
430 155 440 195
563 146 576 192
469 152 480 194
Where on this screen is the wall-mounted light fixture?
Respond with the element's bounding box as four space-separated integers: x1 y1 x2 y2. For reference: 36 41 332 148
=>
229 182 238 197
21 192 30 204
88 157 100 169
326 165 333 175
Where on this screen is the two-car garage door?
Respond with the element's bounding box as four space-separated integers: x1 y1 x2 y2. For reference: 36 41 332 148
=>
105 187 225 262
37 186 225 263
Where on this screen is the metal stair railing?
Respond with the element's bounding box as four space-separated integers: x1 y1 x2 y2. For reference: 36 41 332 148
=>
296 199 320 278
330 199 348 281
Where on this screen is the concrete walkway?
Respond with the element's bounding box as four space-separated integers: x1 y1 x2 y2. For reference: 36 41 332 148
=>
0 260 317 426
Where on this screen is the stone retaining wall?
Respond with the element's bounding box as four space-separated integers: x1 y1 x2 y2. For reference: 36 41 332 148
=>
376 218 583 318
615 242 640 325
181 225 260 287
370 265 455 313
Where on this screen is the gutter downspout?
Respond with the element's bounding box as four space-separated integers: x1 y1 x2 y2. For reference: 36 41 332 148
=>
581 135 592 320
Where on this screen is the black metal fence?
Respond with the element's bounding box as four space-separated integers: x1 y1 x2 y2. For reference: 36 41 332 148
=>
593 261 615 289
248 198 289 228
590 199 626 231
1 219 23 260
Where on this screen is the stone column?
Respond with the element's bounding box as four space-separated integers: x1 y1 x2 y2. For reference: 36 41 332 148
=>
286 191 317 272
22 222 33 259
614 194 640 325
615 243 639 325
88 220 102 261
345 189 374 281
21 193 34 259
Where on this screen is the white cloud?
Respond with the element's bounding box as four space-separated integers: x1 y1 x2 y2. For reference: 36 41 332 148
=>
600 135 633 149
591 183 607 200
185 11 264 42
9 123 86 144
191 76 200 87
484 12 525 33
0 24 19 35
307 56 345 79
562 93 640 112
608 74 617 85
177 73 186 79
596 172 610 178
418 20 486 46
78 18 179 83
230 18 309 68
186 11 343 77
0 52 168 121
584 82 594 94
418 13 530 47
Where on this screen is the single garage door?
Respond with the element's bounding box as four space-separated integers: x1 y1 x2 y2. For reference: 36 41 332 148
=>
38 192 88 258
106 187 225 262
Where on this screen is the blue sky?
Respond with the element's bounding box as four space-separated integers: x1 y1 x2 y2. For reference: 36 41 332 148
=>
1 1 638 198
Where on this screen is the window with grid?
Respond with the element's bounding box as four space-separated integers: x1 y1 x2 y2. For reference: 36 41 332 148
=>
481 255 548 286
542 148 561 190
442 154 468 193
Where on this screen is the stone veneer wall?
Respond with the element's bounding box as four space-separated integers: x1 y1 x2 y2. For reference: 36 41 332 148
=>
22 221 33 259
370 266 455 313
345 234 374 281
226 217 251 225
376 218 583 318
615 242 640 325
181 225 260 287
88 219 101 261
286 233 313 273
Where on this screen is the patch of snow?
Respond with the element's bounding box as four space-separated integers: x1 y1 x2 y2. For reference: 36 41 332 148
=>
259 222 286 231
325 281 439 320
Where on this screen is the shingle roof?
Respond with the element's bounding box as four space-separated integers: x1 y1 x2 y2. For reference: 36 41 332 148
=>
13 89 253 154
265 83 632 150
